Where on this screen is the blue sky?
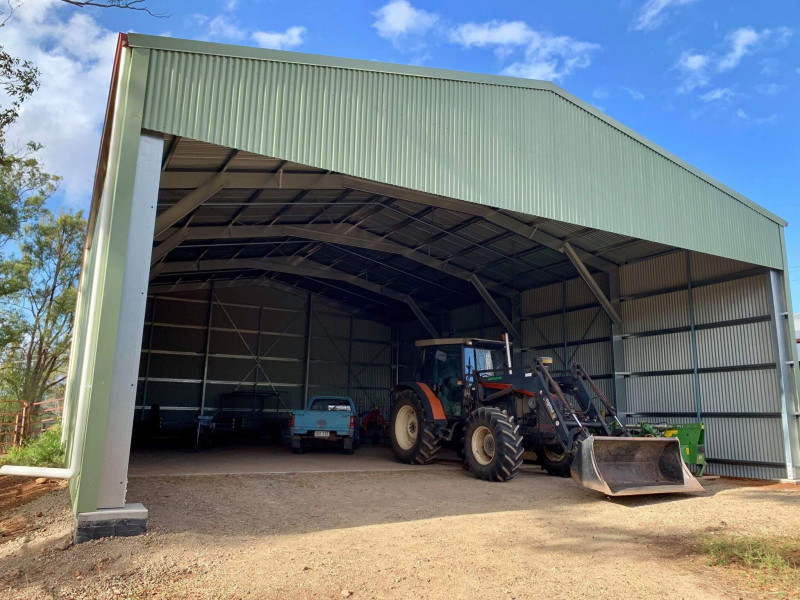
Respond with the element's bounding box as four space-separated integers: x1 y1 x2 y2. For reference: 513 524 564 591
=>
5 0 800 296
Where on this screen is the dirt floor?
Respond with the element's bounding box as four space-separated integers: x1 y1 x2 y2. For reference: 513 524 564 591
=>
2 447 800 600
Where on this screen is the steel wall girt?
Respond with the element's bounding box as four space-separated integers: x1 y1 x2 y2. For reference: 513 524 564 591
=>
561 242 622 324
153 223 516 296
340 176 617 273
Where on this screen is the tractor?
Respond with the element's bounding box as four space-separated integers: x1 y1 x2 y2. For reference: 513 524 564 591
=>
389 337 702 496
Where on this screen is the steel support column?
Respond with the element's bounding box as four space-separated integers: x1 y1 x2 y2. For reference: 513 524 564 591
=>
686 252 702 423
562 281 568 369
302 293 313 405
96 131 164 509
767 269 800 480
346 316 353 398
195 284 214 450
139 297 157 422
609 267 628 415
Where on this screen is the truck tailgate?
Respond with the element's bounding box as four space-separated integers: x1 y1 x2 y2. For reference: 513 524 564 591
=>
293 410 352 434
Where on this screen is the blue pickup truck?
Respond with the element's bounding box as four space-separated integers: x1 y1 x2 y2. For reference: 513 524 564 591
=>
290 396 360 454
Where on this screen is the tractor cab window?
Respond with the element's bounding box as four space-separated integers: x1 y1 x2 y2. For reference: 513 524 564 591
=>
464 345 509 381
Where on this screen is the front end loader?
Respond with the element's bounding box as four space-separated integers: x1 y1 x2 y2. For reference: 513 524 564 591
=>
389 337 702 497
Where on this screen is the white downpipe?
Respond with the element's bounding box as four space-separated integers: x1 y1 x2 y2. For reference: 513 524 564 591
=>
0 379 91 479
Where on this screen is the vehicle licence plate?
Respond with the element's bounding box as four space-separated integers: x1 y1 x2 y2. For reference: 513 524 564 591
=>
314 430 330 438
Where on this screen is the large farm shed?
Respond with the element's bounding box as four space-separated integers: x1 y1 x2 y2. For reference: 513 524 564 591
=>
12 33 800 537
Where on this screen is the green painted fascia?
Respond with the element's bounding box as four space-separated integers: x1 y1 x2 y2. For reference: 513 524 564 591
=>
125 33 785 228
70 46 150 515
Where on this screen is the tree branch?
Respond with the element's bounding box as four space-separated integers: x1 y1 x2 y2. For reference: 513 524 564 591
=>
58 0 167 17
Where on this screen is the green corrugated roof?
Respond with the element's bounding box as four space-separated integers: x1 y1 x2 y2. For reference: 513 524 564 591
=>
127 33 786 269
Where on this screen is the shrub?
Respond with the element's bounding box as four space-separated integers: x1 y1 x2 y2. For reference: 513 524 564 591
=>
0 425 64 468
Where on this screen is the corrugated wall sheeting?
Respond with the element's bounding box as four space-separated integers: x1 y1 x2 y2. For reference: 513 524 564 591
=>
308 310 392 412
704 463 786 480
621 251 687 296
699 370 779 413
622 290 689 333
626 375 696 414
135 287 395 428
518 275 613 382
619 252 786 479
134 38 785 268
693 275 770 323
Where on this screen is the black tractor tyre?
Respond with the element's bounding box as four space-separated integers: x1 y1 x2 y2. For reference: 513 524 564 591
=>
389 390 441 465
463 407 524 482
539 444 572 477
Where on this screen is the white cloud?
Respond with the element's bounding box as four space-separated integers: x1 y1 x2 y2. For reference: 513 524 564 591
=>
449 20 533 49
224 0 239 11
699 87 733 102
674 26 793 94
448 20 599 82
718 27 764 71
252 26 307 50
625 87 645 100
2 0 117 207
717 27 792 71
736 108 779 125
754 83 786 95
372 0 438 43
632 0 699 32
592 88 610 100
192 13 246 41
501 34 600 82
759 58 779 76
675 50 710 93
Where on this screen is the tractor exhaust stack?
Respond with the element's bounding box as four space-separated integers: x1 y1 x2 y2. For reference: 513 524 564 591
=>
571 436 704 496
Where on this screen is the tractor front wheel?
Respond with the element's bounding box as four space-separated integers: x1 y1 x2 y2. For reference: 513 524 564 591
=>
389 391 440 464
463 407 523 482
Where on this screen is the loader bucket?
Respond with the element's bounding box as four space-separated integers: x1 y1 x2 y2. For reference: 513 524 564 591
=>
570 436 704 496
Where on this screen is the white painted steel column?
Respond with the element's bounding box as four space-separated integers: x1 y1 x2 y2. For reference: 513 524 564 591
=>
768 270 800 480
96 132 163 509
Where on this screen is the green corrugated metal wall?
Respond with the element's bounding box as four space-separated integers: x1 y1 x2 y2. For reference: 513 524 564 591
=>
130 33 784 269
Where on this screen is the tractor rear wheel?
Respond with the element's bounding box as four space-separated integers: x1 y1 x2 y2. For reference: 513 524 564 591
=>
389 390 440 465
540 444 571 477
463 407 523 482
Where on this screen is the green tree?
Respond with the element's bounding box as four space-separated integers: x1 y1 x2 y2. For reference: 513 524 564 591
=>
0 144 60 304
0 210 86 411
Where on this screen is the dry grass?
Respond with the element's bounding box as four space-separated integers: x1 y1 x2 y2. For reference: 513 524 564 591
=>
700 534 800 598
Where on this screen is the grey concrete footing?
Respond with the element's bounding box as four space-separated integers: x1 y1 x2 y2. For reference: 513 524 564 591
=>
74 502 148 544
777 478 800 485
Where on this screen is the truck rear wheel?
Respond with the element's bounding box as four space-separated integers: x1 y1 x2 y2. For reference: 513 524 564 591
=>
464 407 523 482
390 390 440 465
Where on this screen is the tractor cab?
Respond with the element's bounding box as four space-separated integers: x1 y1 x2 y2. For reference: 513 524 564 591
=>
414 337 512 417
